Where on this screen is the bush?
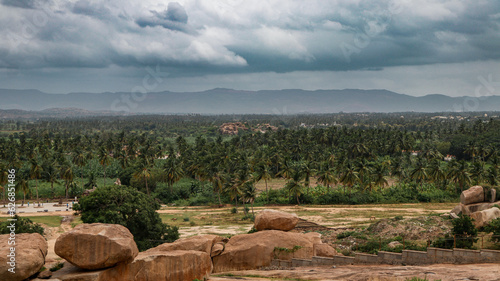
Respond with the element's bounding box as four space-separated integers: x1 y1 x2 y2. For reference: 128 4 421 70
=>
74 185 179 251
230 207 238 214
484 218 500 244
0 215 45 236
433 215 478 249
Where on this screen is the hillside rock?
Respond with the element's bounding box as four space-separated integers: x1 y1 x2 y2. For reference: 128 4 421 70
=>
470 207 500 228
460 186 485 205
98 250 212 281
304 232 322 244
148 234 226 254
55 223 138 270
314 244 339 257
212 230 314 272
211 242 225 257
0 233 48 281
254 209 299 231
491 189 497 203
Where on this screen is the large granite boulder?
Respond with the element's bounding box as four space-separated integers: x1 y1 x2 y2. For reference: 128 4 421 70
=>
98 250 212 281
470 207 500 228
55 223 138 270
314 243 339 257
150 234 225 254
460 186 485 205
212 230 314 272
254 209 299 231
0 233 48 281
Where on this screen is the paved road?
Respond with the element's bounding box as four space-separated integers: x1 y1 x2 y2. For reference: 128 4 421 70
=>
0 202 78 215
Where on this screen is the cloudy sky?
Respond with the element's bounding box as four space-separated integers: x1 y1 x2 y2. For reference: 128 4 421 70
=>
1 0 499 97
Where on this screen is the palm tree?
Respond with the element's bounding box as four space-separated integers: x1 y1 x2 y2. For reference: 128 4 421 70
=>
72 149 86 189
286 171 304 204
241 181 257 215
98 147 111 186
84 172 98 189
339 163 359 196
299 161 315 194
134 159 152 196
16 179 29 206
253 162 272 202
317 164 337 190
210 170 225 206
371 163 388 191
61 165 74 199
471 161 487 185
43 162 60 198
276 158 294 179
163 158 184 193
29 157 43 205
448 160 472 192
428 159 446 189
410 159 428 184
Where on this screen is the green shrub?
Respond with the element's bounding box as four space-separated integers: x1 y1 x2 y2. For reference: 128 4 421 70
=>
74 185 179 251
484 218 500 244
0 215 44 236
230 207 238 214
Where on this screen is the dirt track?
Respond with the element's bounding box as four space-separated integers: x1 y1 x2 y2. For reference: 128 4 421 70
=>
209 263 500 281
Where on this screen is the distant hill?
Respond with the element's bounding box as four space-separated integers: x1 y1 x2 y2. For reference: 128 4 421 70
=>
1 88 499 114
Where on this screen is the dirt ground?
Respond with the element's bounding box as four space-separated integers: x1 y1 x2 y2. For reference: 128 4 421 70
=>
209 263 500 281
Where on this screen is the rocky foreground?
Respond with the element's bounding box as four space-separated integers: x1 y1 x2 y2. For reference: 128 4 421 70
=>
1 209 341 280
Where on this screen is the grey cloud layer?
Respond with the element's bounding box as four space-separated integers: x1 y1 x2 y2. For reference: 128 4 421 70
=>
0 0 499 75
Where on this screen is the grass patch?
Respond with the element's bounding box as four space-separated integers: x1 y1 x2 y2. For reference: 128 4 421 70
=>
0 216 62 227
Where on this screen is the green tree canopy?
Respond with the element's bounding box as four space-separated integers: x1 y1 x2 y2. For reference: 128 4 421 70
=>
73 185 179 251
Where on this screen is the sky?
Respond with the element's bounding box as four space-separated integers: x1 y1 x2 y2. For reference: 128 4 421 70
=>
0 0 500 97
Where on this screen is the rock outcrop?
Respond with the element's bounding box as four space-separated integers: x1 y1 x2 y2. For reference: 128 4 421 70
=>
460 186 484 205
98 250 212 281
150 234 225 254
313 244 339 257
55 223 138 270
470 207 500 228
254 209 299 231
212 230 314 272
0 233 48 281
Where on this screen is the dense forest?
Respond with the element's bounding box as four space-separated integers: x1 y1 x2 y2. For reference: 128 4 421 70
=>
1 112 499 207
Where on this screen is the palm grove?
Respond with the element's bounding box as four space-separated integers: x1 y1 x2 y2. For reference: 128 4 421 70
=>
1 113 499 208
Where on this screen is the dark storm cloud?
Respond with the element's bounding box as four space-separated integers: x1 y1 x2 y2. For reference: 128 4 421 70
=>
72 0 112 20
136 2 189 32
1 0 500 95
1 0 36 9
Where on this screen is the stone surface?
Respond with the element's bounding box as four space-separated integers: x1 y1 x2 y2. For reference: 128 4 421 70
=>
470 207 500 228
150 234 225 254
0 233 48 281
451 204 467 215
304 232 322 244
313 243 339 257
38 270 53 279
460 185 485 205
55 223 138 270
212 230 314 273
211 242 225 257
254 209 299 231
98 250 212 281
491 189 497 203
466 202 497 214
388 241 403 248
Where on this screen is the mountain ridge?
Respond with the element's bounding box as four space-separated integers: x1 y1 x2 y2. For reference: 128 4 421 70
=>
1 88 499 114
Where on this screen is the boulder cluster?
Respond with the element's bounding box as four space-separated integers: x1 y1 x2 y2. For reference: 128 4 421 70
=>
451 185 500 228
1 209 338 280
